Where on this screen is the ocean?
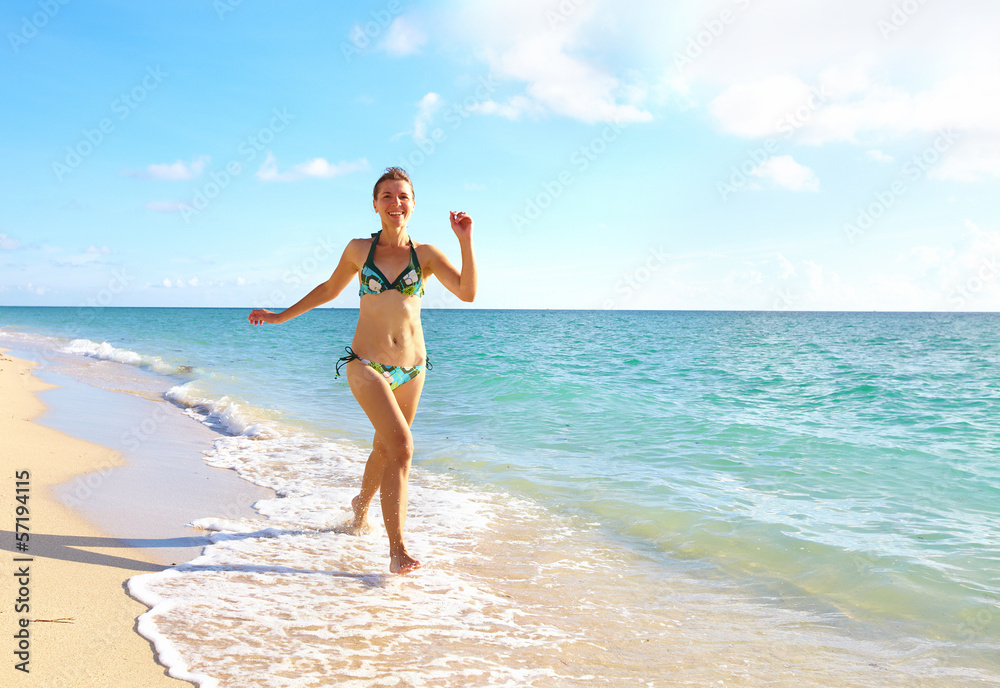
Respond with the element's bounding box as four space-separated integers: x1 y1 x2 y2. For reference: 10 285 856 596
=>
1 307 998 687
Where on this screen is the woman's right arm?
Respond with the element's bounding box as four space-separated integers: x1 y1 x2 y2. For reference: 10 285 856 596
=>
248 240 362 325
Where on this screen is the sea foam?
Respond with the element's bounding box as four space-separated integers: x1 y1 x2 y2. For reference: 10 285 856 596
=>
165 383 280 439
63 337 181 375
126 427 577 687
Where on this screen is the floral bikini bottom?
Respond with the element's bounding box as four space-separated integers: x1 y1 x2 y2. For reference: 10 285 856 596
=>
335 347 431 390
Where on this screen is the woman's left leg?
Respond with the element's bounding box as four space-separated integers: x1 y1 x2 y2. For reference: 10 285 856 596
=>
351 374 425 529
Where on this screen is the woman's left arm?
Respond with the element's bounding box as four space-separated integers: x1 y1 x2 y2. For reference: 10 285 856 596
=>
424 211 477 302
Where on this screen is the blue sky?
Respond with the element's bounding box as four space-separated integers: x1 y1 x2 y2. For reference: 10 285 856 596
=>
2 0 998 311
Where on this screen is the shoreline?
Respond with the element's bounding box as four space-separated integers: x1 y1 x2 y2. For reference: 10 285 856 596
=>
0 349 269 686
1 350 186 686
34 366 272 566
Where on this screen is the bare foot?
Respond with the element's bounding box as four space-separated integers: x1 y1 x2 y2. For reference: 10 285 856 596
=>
352 494 369 529
389 549 422 575
333 495 371 536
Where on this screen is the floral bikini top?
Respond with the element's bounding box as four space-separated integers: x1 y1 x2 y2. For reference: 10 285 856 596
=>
359 230 425 297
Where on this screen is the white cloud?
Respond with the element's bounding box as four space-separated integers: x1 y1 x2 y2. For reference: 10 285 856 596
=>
650 217 1000 311
466 95 542 121
655 0 1000 179
751 155 819 192
803 260 826 294
882 219 1000 309
131 156 210 180
256 153 370 182
709 75 823 138
0 233 22 250
866 149 894 163
493 33 652 124
381 16 426 56
454 1 652 124
776 253 796 279
708 70 1000 149
86 245 112 254
795 72 1000 147
816 62 873 100
930 133 1000 182
413 93 442 142
700 253 856 310
161 277 197 288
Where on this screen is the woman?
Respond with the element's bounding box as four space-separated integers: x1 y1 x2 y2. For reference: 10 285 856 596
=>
248 167 477 574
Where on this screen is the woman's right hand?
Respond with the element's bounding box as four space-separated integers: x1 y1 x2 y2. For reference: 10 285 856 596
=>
248 309 281 325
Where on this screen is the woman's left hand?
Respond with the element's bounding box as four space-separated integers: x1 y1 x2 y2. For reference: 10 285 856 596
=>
449 211 473 240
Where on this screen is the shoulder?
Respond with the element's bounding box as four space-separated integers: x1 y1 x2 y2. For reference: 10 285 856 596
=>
349 235 375 248
341 236 374 265
413 241 448 276
413 240 441 257
414 240 444 261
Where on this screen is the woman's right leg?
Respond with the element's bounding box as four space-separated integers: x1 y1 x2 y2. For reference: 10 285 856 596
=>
345 361 425 573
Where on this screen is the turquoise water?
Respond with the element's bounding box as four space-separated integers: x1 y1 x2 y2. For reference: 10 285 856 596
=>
2 307 999 685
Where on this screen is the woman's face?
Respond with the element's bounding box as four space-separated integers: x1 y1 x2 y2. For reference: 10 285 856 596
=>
373 179 414 229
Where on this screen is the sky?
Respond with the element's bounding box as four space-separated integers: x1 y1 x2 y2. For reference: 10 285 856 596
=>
2 0 999 311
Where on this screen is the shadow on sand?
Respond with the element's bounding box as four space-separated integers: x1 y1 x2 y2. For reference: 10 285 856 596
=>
0 529 390 588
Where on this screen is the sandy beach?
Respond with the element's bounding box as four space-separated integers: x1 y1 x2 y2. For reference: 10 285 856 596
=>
0 349 269 687
0 350 185 686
